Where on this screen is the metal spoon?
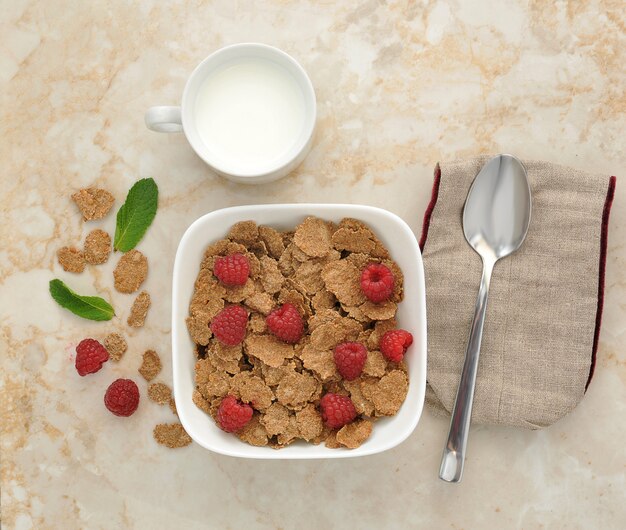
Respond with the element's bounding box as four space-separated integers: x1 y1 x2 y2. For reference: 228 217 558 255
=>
439 154 532 483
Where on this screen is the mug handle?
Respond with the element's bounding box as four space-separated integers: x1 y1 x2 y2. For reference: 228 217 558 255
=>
145 106 183 132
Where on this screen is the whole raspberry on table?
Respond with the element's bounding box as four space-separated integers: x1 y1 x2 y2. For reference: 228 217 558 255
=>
217 395 253 432
75 338 109 376
320 393 357 429
266 303 304 344
213 253 250 286
104 379 140 417
333 342 367 381
360 263 394 303
211 305 249 345
380 329 413 362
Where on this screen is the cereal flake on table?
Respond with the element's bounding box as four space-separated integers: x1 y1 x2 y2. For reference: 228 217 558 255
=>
153 423 192 448
186 217 411 449
127 290 151 327
84 229 112 265
104 332 127 362
113 249 148 293
57 246 86 273
72 188 115 221
148 382 172 405
138 349 161 381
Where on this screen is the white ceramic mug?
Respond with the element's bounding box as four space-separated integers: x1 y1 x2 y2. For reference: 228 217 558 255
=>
145 43 316 184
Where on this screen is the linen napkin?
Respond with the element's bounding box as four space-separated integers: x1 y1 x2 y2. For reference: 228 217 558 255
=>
420 156 616 429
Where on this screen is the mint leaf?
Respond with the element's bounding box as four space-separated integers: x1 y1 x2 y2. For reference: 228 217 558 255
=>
49 279 115 321
114 178 158 252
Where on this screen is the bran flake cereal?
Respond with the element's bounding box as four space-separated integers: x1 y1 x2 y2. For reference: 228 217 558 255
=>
127 291 151 327
148 382 172 405
83 229 111 265
113 250 148 294
153 423 192 448
138 349 161 381
104 333 127 362
57 247 86 273
188 217 410 449
71 188 114 221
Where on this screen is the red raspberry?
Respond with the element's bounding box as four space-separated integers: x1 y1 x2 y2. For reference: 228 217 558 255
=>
360 263 394 303
214 253 250 286
211 305 249 345
333 342 367 381
217 395 253 432
75 338 109 376
320 393 357 429
104 379 140 417
380 329 413 362
266 303 304 343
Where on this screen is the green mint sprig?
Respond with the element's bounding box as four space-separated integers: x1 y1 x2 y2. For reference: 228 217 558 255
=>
114 178 158 252
49 279 115 321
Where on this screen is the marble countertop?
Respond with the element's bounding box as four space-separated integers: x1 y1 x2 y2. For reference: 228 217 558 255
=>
2 1 625 528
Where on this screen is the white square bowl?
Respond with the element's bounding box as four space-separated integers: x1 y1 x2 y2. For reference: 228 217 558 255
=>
172 204 427 459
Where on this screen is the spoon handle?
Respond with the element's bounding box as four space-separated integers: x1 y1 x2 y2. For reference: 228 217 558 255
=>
439 258 495 483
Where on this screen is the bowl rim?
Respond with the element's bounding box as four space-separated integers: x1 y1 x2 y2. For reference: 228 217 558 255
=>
172 204 427 459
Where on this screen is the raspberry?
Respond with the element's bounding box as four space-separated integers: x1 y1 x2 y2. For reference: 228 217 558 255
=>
360 263 395 303
211 305 249 345
217 395 253 432
214 253 250 286
333 342 367 381
380 329 413 362
320 393 357 429
266 303 304 343
104 379 140 417
75 338 109 376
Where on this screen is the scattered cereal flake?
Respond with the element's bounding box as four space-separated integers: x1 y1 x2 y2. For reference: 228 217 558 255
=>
104 333 127 362
277 244 297 276
72 188 114 221
361 370 408 416
169 397 178 415
308 309 343 331
113 249 148 293
127 291 151 327
311 425 333 445
336 419 373 449
248 240 268 258
341 304 372 323
245 334 295 368
321 260 366 306
228 221 259 246
189 271 225 320
343 379 375 416
260 402 290 436
186 314 212 346
363 350 387 377
259 225 285 259
236 414 269 446
294 216 332 257
244 292 275 315
57 247 85 273
248 313 267 334
83 229 111 265
300 345 339 381
276 371 318 410
311 290 336 311
153 423 192 448
138 349 161 381
295 404 323 441
259 256 284 294
325 431 341 449
261 361 296 386
309 318 361 351
223 278 256 303
230 371 274 411
148 382 172 405
359 300 397 320
213 341 243 362
208 352 241 375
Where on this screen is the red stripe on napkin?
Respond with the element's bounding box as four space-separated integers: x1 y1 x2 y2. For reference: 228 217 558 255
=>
586 175 617 390
419 164 442 252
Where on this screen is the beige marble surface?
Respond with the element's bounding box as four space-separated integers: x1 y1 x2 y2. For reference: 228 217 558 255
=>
1 1 625 528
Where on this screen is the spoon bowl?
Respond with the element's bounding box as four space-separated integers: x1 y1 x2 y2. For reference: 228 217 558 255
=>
439 154 531 483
